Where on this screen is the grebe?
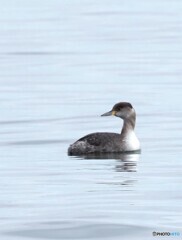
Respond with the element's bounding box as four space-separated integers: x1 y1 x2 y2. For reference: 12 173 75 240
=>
68 102 141 155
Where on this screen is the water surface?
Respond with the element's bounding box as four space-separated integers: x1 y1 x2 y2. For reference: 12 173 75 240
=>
0 0 182 239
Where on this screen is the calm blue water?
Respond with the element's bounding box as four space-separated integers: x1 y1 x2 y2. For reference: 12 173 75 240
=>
0 0 182 239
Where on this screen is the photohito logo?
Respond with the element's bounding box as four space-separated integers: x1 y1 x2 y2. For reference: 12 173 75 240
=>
153 231 180 237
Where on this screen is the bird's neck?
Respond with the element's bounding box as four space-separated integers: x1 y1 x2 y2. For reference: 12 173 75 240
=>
120 114 140 151
121 116 136 137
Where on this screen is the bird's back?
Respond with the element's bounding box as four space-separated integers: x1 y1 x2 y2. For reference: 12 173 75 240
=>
68 132 122 155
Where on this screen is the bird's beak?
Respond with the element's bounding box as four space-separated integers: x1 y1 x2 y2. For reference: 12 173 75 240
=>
101 110 116 117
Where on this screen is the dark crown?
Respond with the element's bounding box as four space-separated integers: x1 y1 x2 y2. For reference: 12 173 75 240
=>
112 102 133 111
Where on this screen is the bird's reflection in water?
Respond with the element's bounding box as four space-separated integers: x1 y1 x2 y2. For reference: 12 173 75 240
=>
115 153 140 172
73 152 140 172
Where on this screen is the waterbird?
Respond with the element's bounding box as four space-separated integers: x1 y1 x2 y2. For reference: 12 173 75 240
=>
68 102 141 155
